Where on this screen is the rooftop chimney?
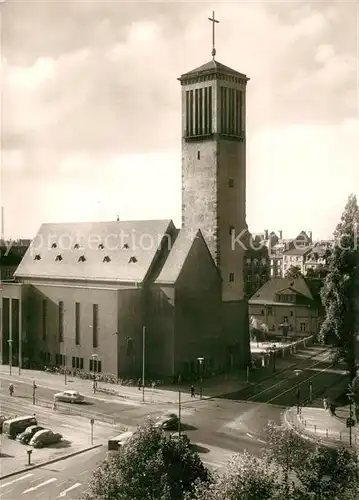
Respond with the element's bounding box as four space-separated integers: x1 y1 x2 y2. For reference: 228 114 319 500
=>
116 214 120 222
279 230 283 240
264 229 269 240
308 231 312 241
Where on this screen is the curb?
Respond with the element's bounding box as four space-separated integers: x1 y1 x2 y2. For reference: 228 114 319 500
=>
283 409 342 448
0 444 102 480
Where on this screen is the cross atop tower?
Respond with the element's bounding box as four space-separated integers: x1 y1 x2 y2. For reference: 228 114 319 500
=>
208 11 219 59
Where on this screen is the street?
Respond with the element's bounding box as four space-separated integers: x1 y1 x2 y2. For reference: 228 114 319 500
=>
0 346 345 499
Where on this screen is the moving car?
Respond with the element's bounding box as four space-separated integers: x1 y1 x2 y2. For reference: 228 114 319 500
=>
53 390 84 403
108 431 134 451
29 429 62 448
154 412 179 430
2 416 38 439
17 425 44 445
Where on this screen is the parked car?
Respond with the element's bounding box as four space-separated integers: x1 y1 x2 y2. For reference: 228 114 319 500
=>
108 431 134 451
17 425 44 445
29 429 62 448
0 416 10 434
53 390 84 403
154 412 179 430
2 416 38 439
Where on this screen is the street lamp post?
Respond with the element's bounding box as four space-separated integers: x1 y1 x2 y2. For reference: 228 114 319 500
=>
346 385 355 447
91 354 98 393
293 369 302 413
197 357 204 399
7 339 13 376
64 349 67 385
142 326 146 403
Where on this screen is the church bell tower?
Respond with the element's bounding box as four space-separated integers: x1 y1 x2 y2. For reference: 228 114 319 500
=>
179 12 249 302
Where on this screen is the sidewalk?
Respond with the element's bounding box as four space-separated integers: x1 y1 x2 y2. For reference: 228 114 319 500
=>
284 406 359 448
0 344 324 406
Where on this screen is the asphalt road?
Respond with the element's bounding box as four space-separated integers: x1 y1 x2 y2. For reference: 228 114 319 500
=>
0 345 345 499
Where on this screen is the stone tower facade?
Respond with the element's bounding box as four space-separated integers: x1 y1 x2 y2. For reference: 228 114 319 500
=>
179 59 249 302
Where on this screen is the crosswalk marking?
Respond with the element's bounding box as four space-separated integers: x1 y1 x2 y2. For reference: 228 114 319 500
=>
22 478 57 494
57 483 82 497
0 474 34 488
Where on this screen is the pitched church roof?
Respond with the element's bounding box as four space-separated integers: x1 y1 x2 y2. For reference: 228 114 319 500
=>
15 219 176 284
154 229 220 285
179 59 249 82
154 229 197 284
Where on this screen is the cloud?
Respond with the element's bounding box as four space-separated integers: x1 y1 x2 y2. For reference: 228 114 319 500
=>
1 1 358 240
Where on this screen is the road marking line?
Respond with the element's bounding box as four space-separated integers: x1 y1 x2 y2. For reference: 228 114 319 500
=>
22 478 57 494
0 474 34 488
57 483 82 497
246 432 254 439
257 438 266 444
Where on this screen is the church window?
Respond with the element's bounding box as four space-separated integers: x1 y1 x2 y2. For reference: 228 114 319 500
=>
34 254 41 260
58 301 64 342
197 150 200 160
129 256 138 263
92 304 98 348
74 243 80 249
98 243 104 249
78 255 86 262
103 256 111 263
229 272 235 282
51 243 57 248
75 302 80 345
55 254 63 261
229 178 234 188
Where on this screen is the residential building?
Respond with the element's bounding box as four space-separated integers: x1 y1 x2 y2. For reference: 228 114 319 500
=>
249 277 324 338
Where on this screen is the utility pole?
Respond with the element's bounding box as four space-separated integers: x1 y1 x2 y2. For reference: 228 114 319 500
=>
309 381 313 403
32 381 37 405
142 326 146 403
346 385 355 447
178 390 181 438
90 417 94 445
18 297 22 376
8 339 12 376
64 352 67 385
9 298 12 375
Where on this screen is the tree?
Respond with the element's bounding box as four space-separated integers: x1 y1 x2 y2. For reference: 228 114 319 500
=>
306 264 329 279
285 265 303 279
265 422 311 496
249 316 268 344
320 194 359 381
82 419 209 500
295 445 358 500
187 451 288 500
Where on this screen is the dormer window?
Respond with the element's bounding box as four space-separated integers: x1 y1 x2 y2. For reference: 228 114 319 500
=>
74 243 80 249
129 256 137 263
51 243 57 249
78 255 86 262
34 254 41 260
123 243 129 249
55 254 63 261
103 256 111 263
98 243 104 249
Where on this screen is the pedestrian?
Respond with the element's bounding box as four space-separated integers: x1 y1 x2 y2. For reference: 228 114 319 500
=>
151 381 156 390
52 397 57 410
8 383 14 396
330 403 336 416
323 397 328 410
138 378 142 391
190 385 195 398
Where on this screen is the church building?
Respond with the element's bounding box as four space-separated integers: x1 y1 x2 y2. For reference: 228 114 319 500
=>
0 18 250 379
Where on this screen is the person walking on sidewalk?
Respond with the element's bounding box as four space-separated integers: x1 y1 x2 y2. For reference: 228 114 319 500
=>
138 378 142 391
8 383 14 396
52 397 57 410
190 385 195 398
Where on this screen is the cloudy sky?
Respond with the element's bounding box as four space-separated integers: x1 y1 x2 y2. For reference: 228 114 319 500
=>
1 0 358 240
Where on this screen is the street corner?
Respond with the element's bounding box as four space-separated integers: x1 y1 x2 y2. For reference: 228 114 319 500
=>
0 422 105 479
